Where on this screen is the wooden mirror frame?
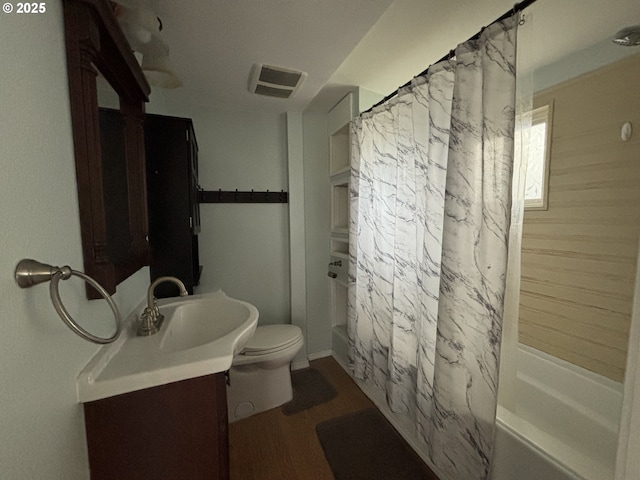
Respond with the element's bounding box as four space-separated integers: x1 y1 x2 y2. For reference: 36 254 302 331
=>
63 0 151 298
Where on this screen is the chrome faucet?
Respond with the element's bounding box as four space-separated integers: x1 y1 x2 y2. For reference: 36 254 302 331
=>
137 276 189 336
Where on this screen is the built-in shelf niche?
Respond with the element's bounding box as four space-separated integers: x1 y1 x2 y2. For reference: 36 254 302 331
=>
331 280 348 328
331 181 349 234
330 124 350 176
328 92 353 365
330 238 349 259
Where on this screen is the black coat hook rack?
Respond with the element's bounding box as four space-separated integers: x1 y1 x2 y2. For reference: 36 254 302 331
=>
199 189 288 204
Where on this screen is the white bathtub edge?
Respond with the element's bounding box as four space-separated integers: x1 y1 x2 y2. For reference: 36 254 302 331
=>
496 405 614 480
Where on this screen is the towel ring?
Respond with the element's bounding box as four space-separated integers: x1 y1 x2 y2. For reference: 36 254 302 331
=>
15 259 122 344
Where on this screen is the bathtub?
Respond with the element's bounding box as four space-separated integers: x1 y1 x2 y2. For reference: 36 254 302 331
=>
490 345 623 480
333 343 623 480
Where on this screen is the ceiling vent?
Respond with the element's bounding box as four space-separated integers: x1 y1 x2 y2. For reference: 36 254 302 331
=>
249 64 307 99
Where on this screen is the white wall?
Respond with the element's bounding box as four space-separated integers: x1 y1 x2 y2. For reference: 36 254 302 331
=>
0 11 292 477
147 92 335 355
287 112 309 366
303 111 332 354
165 103 292 326
149 91 294 330
0 5 148 479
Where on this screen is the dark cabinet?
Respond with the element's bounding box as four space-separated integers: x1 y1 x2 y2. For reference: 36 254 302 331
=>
145 114 202 297
98 109 135 266
84 373 230 480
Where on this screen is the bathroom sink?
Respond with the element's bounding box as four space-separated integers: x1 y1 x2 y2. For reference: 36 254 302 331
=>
77 291 258 403
160 294 257 353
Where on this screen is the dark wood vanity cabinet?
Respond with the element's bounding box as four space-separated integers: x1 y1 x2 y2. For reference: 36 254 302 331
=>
84 373 229 480
145 114 202 297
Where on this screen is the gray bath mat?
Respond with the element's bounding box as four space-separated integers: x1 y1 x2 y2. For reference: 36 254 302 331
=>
281 368 337 415
316 408 437 480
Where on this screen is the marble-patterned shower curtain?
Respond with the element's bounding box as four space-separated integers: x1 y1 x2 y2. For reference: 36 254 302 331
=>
348 16 518 480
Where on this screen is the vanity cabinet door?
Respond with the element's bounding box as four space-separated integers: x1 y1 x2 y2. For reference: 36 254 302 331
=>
84 373 229 480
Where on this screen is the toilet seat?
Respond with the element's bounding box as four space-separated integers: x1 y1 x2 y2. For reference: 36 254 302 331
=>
240 324 302 356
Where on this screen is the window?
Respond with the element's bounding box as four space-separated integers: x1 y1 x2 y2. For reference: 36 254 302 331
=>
524 103 553 210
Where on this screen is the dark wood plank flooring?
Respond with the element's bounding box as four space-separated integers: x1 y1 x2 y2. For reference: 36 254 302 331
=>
229 356 439 480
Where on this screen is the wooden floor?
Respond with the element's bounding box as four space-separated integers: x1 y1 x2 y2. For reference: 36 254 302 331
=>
228 356 438 480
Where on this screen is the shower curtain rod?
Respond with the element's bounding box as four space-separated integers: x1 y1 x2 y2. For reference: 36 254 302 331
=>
361 0 538 115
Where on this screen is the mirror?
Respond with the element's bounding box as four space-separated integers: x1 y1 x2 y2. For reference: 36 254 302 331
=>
62 0 150 298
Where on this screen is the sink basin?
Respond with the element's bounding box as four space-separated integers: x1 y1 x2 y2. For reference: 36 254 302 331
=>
160 293 257 353
77 291 258 403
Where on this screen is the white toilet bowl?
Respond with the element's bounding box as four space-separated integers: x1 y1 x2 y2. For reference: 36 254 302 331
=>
226 324 304 422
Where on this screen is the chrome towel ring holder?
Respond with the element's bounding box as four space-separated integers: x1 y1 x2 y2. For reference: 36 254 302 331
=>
15 259 122 344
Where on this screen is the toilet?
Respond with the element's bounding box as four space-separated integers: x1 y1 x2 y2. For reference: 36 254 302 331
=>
226 324 304 422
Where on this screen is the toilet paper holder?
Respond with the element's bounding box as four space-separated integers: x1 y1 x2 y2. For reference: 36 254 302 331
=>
328 259 342 278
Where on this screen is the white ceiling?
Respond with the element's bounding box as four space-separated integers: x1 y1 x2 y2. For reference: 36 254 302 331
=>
330 0 640 95
154 0 640 114
154 0 393 113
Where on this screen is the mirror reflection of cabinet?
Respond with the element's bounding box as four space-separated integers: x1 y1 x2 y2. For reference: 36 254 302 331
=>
98 108 133 265
63 0 150 298
145 114 202 298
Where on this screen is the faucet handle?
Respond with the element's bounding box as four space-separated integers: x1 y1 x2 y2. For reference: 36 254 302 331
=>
137 307 159 336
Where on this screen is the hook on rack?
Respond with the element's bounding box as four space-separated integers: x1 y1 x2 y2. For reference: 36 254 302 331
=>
198 188 289 204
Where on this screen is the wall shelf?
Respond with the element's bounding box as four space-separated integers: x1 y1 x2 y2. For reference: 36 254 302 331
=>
331 183 349 234
331 279 348 323
328 92 353 356
330 123 350 176
330 237 349 259
330 169 350 185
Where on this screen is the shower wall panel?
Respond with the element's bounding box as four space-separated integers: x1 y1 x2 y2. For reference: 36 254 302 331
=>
519 53 640 382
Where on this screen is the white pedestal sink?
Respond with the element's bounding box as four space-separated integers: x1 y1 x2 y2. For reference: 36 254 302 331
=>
77 291 258 403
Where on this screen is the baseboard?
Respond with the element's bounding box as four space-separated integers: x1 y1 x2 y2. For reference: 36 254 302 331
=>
292 349 338 370
291 358 310 370
308 349 333 361
293 349 334 370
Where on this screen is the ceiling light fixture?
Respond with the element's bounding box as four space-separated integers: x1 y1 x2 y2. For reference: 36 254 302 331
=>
114 1 182 89
612 25 640 46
